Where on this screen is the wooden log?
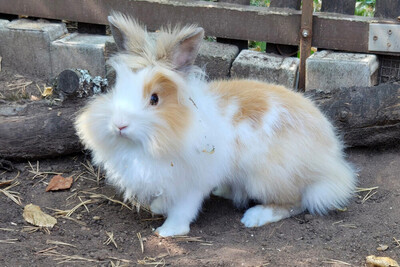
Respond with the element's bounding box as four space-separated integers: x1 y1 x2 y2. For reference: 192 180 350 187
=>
0 84 399 160
0 99 86 160
306 83 400 147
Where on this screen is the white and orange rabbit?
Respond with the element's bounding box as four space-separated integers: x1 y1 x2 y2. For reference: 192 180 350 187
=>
75 13 356 237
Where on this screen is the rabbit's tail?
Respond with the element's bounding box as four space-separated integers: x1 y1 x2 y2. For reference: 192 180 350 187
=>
301 158 357 215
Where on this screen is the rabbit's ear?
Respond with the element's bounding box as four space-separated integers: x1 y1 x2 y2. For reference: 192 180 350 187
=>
171 27 204 71
108 15 125 51
108 12 147 52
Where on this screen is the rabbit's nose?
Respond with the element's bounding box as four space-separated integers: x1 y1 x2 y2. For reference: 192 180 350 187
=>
118 126 128 131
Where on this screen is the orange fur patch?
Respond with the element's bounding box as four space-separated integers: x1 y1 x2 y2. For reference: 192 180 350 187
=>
211 79 334 147
143 72 190 153
210 80 270 127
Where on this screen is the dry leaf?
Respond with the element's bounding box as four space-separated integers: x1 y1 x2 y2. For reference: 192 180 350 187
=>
23 204 57 228
42 86 53 97
366 255 399 267
376 244 389 251
46 175 73 192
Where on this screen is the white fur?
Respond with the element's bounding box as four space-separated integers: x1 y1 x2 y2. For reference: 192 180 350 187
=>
241 205 284 227
75 14 357 236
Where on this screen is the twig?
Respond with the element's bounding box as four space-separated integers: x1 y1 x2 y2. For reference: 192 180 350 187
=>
40 250 100 264
0 228 15 232
171 235 212 244
137 232 144 253
0 181 22 206
0 171 20 187
36 246 58 254
355 186 379 192
46 240 77 248
137 253 168 266
51 199 96 217
104 232 118 249
57 215 87 226
393 237 400 248
362 191 377 204
0 239 18 244
79 191 132 211
322 259 352 266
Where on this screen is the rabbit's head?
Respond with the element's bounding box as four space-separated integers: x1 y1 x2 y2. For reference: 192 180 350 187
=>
75 13 204 159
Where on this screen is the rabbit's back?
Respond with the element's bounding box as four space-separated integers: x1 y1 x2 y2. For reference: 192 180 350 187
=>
209 79 356 213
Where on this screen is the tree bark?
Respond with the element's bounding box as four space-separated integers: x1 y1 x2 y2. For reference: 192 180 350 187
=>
306 83 400 147
0 99 86 160
0 83 399 160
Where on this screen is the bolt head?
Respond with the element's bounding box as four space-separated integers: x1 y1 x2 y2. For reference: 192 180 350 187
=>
302 29 309 38
373 36 378 41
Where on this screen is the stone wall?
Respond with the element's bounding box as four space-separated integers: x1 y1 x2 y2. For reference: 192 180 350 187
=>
0 18 379 92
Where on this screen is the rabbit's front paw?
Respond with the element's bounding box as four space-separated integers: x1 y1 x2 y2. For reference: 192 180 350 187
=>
155 224 190 237
241 205 283 227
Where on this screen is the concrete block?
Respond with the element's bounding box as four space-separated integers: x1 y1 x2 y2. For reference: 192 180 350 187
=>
0 19 10 27
104 39 239 81
306 50 379 91
231 50 299 88
51 33 113 77
195 40 239 80
0 19 67 77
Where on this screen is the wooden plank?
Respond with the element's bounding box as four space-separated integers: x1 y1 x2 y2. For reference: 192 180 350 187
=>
321 0 356 15
217 0 250 50
298 0 313 91
0 0 302 46
375 0 400 19
0 0 396 53
268 0 300 56
312 13 369 52
269 0 301 9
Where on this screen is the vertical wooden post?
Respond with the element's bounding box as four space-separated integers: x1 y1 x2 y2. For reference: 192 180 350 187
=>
375 0 400 19
298 0 313 91
217 0 250 51
267 0 301 56
269 0 301 9
321 0 356 15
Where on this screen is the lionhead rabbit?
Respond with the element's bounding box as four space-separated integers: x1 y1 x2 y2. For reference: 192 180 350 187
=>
75 12 356 237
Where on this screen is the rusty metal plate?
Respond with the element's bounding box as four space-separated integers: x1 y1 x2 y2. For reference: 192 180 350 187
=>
369 23 400 53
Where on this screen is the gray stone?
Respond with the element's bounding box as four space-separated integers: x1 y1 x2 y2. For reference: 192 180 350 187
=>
0 19 67 77
195 40 239 80
231 50 300 88
306 50 379 91
51 33 113 77
0 19 10 27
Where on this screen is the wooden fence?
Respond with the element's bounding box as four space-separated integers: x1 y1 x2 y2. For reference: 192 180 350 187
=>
0 0 399 88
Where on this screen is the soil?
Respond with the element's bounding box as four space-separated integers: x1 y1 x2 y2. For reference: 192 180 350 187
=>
1 69 400 266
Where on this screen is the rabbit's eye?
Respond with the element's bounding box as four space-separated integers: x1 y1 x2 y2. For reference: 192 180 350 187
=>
150 93 159 106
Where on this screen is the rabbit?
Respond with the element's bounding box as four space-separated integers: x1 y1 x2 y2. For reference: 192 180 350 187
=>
74 12 357 237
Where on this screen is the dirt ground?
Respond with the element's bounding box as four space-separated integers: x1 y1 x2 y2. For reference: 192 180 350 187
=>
1 69 400 266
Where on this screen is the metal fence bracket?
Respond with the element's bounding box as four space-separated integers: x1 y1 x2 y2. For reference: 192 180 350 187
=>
369 24 400 53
